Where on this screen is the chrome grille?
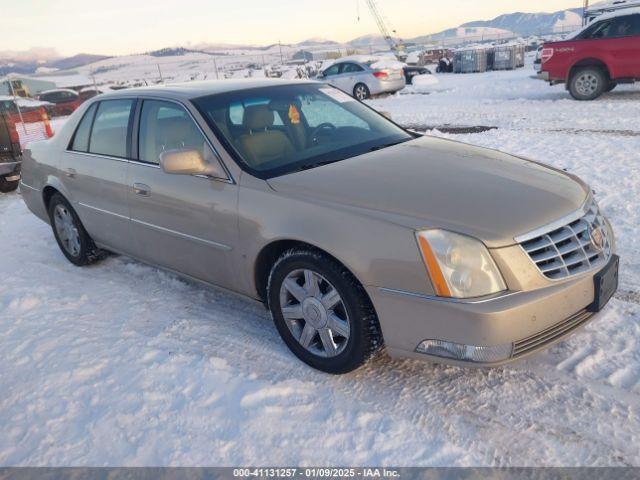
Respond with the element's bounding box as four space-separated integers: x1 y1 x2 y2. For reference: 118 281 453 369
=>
513 310 593 357
519 199 612 280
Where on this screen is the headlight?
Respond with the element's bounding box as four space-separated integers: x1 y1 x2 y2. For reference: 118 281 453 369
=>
416 229 507 298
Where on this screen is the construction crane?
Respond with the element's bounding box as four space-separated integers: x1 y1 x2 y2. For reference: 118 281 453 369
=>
358 0 406 59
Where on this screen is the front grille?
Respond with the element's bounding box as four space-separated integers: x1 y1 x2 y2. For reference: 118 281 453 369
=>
519 199 612 280
513 310 593 357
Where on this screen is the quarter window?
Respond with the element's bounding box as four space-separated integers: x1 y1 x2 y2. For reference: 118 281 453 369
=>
88 99 134 158
69 103 97 152
138 100 226 178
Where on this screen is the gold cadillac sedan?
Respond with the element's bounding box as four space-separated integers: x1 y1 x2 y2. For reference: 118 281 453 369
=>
19 79 619 373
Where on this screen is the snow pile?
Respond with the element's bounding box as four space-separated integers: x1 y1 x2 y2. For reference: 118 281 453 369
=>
1 60 639 466
410 74 440 92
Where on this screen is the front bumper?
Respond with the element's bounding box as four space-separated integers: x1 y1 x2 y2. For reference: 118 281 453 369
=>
0 160 21 178
367 258 615 367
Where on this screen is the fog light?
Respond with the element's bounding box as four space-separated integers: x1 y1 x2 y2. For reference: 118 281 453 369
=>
416 339 513 363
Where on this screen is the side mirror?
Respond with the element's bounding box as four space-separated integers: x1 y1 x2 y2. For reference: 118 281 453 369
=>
160 148 212 176
316 72 325 79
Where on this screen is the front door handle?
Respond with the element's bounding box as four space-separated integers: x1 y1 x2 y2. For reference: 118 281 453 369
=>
65 168 77 178
133 183 151 196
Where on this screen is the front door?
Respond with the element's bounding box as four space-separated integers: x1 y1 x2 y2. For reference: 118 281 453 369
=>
127 99 239 290
61 99 134 252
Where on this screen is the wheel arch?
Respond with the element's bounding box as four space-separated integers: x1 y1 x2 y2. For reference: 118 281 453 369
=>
567 57 611 85
253 238 367 304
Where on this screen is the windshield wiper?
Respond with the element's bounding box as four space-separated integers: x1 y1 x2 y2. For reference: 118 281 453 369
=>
296 159 341 171
369 139 411 152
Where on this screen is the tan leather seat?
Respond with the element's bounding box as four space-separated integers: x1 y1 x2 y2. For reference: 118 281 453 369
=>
236 105 295 168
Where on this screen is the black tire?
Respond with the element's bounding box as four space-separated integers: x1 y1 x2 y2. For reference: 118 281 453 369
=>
606 82 618 93
353 83 370 101
267 248 383 374
569 67 607 101
0 177 19 193
47 193 105 266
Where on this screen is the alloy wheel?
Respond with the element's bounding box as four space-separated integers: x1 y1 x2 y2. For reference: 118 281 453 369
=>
53 204 81 257
354 85 368 100
575 73 599 97
279 269 350 357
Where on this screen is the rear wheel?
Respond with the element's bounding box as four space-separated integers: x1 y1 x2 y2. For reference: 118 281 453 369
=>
353 83 370 101
48 193 105 266
569 67 606 101
0 177 19 193
267 248 382 374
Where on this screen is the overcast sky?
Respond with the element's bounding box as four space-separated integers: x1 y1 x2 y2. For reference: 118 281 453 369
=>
7 0 582 56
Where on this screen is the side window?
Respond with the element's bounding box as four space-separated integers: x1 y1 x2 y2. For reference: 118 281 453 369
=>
342 63 364 73
69 103 98 152
88 99 134 158
584 20 614 39
323 64 341 76
138 100 227 179
608 15 640 37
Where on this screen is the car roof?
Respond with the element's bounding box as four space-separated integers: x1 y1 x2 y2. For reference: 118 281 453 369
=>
97 78 317 101
39 88 79 95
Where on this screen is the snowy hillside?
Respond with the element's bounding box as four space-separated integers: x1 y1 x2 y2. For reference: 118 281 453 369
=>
460 9 583 35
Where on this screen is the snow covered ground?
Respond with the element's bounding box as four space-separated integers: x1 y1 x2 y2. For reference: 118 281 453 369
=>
1 64 640 467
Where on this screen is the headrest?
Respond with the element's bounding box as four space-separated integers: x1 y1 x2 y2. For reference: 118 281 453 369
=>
243 104 274 131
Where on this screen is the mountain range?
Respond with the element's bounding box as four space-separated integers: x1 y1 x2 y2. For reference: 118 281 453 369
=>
1 7 585 76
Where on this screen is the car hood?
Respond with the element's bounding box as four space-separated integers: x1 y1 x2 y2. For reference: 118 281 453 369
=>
267 136 589 248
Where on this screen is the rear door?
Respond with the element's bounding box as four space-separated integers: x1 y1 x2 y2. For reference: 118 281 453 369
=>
127 98 240 290
336 63 366 93
61 99 133 252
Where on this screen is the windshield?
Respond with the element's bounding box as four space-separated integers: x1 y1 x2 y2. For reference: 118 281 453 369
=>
193 83 412 179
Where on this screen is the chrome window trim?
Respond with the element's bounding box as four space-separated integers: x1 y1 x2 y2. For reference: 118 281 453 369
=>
64 96 236 185
130 218 232 251
67 150 129 163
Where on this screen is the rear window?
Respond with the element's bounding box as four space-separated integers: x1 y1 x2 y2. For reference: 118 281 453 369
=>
88 99 134 158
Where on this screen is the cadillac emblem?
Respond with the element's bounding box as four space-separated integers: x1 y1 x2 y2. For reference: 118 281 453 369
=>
589 226 605 252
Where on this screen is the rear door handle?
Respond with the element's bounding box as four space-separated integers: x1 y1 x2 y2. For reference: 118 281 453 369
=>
133 183 151 196
65 168 77 178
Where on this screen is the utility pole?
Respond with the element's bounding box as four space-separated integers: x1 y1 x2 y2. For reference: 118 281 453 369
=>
6 78 27 135
278 40 284 65
157 63 164 83
583 0 590 25
213 57 219 79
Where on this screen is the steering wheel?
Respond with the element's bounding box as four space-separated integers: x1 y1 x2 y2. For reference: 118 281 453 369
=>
310 122 337 145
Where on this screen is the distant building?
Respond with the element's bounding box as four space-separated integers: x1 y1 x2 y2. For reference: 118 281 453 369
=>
292 50 333 62
0 77 57 97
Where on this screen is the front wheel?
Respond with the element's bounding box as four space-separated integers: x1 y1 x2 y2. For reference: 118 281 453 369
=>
353 83 370 101
0 177 19 193
569 67 606 101
48 193 105 266
267 248 382 374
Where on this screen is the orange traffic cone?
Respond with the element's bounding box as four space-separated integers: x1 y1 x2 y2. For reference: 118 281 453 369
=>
40 107 54 138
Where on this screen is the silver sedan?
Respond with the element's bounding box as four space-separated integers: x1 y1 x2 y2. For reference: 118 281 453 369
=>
318 59 406 100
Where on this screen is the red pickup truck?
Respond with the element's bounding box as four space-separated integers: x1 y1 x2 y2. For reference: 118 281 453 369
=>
540 9 640 100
